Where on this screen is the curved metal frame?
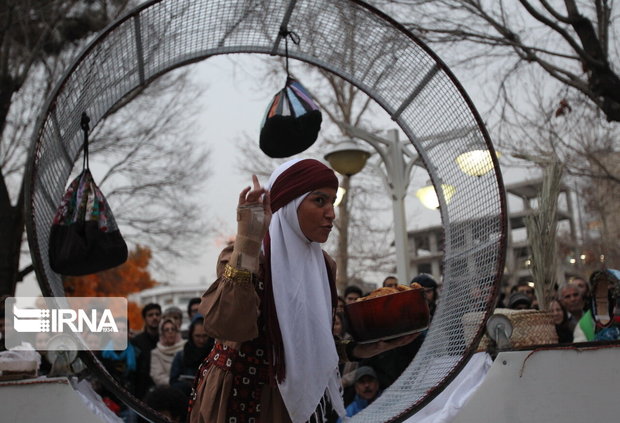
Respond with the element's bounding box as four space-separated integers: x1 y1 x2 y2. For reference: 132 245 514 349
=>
25 1 507 422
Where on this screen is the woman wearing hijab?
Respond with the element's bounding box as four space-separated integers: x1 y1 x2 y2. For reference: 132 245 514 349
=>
170 316 213 397
150 317 186 386
189 158 417 423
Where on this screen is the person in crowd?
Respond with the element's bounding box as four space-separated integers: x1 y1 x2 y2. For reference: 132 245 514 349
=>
187 298 202 321
336 296 346 315
507 292 532 310
99 317 139 422
410 273 439 319
573 269 620 342
549 298 573 343
558 282 585 332
382 276 398 288
332 312 347 339
495 291 507 308
170 316 213 398
568 275 591 311
188 159 417 423
333 295 350 362
131 303 161 399
144 385 188 423
344 285 364 304
334 312 359 407
592 297 620 341
182 297 203 339
512 281 538 309
162 306 184 336
337 366 382 422
357 330 425 392
133 303 162 349
150 317 186 386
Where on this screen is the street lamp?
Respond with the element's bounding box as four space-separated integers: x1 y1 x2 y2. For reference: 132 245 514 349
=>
456 149 500 177
324 139 371 291
324 139 371 176
416 183 456 209
325 126 416 285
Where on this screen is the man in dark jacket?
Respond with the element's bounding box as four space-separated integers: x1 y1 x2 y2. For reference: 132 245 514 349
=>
131 303 161 399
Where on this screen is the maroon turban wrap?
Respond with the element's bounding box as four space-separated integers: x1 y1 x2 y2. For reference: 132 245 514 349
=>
269 159 338 213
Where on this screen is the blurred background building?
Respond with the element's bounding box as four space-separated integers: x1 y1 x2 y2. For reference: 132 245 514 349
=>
407 177 578 293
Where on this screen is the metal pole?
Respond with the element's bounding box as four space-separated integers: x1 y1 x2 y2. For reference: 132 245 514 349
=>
385 130 411 284
340 123 415 284
335 175 351 293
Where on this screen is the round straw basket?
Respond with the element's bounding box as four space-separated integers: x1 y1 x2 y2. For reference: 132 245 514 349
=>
463 309 558 352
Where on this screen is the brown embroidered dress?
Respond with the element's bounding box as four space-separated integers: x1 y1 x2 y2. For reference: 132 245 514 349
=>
189 257 350 423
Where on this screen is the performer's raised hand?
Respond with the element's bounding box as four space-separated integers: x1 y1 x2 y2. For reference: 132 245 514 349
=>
232 175 271 273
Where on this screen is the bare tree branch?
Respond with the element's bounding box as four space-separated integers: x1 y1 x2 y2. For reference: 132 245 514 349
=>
378 0 620 121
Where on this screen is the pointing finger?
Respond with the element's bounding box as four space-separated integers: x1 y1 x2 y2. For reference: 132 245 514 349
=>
252 174 261 191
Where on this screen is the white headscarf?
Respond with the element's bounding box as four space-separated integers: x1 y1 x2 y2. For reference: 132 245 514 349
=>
266 159 345 422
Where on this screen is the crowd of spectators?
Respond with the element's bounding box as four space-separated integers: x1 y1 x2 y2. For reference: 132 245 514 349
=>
331 269 620 419
495 271 620 344
1 266 617 422
91 299 213 422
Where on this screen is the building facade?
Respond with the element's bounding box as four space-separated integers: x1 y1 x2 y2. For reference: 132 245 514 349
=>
406 177 578 292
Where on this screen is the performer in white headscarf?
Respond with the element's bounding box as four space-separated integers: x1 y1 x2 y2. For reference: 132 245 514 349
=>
189 158 417 423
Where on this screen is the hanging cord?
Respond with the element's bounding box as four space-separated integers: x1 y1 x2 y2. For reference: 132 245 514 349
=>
279 26 300 77
81 112 90 171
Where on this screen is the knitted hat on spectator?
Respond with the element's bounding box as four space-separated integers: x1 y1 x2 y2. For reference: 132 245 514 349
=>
410 273 438 289
508 292 532 309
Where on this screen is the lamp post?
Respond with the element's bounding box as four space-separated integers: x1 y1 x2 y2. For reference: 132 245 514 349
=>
324 139 370 292
325 126 417 285
325 123 498 288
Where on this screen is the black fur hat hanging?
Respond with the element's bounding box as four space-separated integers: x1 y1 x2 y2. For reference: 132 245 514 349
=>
259 29 322 158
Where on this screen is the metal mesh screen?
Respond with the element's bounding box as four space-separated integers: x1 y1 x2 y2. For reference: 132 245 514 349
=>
25 1 506 421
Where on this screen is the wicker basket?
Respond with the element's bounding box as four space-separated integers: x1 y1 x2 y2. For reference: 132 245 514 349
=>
463 309 558 352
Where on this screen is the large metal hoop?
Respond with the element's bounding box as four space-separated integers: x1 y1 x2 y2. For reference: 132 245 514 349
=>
25 1 506 421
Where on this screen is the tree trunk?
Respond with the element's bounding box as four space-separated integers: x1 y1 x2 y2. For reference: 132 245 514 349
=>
0 176 24 297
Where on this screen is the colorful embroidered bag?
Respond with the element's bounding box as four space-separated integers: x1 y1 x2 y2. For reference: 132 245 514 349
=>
49 113 128 275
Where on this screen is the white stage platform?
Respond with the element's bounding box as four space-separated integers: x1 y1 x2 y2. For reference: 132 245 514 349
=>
0 376 122 423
